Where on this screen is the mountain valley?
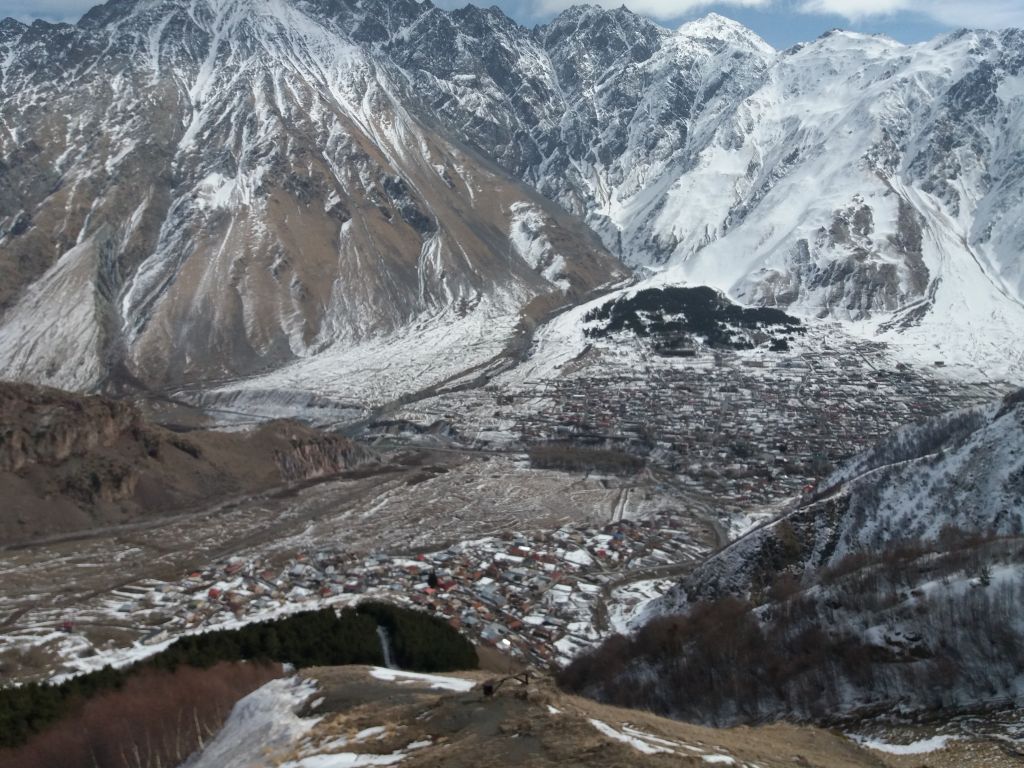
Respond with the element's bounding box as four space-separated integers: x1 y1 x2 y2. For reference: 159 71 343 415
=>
1 0 1024 766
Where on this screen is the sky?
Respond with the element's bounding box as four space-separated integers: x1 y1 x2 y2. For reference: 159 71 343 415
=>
3 0 1024 49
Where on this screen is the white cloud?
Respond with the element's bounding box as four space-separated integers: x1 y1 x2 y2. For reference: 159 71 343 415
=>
799 0 1024 28
529 0 772 21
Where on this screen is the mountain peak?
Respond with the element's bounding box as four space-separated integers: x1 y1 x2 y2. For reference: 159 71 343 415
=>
550 4 638 22
692 11 740 26
78 0 157 29
542 2 658 36
0 17 28 35
539 3 663 64
676 12 774 53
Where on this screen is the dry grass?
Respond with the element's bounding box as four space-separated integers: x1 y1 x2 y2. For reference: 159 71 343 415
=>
294 666 896 768
0 661 282 768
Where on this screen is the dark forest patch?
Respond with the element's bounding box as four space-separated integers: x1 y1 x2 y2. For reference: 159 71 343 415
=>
583 286 805 353
0 603 476 753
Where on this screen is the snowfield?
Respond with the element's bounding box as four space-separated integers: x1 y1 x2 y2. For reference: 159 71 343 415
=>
184 677 321 768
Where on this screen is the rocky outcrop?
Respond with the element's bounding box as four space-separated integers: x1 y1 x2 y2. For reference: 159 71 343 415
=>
0 382 376 544
270 425 376 483
0 383 142 472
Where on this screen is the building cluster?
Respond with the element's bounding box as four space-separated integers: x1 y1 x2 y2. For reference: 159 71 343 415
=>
129 514 705 667
498 343 1003 505
57 334 1008 679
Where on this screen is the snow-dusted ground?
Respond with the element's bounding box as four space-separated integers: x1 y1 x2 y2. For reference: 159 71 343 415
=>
607 579 679 635
190 292 524 416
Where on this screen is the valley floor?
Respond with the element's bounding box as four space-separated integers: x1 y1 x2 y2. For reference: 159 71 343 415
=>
0 446 720 680
1 310 1020 761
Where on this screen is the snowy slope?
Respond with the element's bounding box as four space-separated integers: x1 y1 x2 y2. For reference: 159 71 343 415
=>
403 12 1024 381
0 0 623 396
659 389 1024 608
568 390 1024 726
1 1 1022 398
656 30 1024 379
828 391 1024 554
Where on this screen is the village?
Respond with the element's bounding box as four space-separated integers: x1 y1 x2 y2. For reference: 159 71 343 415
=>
391 330 1008 509
5 327 1013 685
97 511 708 672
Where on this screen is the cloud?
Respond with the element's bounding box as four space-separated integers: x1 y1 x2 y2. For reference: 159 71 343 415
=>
528 0 772 21
798 0 1024 28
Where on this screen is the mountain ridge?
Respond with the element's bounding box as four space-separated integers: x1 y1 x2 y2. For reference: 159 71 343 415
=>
1 0 1023 400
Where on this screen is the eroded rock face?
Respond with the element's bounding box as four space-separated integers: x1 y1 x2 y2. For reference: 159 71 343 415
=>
0 383 142 473
747 198 930 319
0 382 376 543
273 433 368 482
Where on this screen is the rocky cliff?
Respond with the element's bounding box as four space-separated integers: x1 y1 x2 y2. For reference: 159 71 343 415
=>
0 382 375 545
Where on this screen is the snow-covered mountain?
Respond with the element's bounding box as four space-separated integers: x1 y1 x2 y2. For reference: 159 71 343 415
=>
664 388 1024 607
0 0 625 395
562 389 1024 725
402 7 1024 378
1 0 1023 396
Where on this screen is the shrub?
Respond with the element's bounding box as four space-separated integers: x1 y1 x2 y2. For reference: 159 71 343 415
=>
0 661 279 768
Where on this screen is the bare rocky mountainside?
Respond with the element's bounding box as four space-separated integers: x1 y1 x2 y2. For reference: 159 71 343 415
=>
1 0 1024 402
0 382 373 545
0 0 626 397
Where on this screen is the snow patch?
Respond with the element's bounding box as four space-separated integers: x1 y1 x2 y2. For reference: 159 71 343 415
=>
184 676 320 768
588 719 673 755
509 202 570 292
851 734 956 755
368 667 475 692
